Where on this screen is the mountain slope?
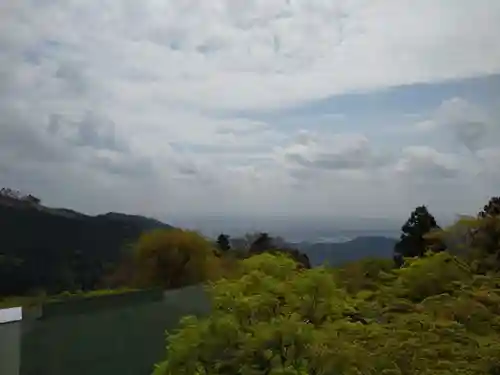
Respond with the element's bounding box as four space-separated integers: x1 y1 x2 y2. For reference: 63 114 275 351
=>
0 201 173 296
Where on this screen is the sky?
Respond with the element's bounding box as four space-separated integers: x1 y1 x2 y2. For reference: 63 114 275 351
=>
1 0 500 232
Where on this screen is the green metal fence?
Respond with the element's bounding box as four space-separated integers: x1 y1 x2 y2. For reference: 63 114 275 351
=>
0 310 21 375
1 285 210 375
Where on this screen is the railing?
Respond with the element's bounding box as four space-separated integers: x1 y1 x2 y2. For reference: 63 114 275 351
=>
0 286 210 375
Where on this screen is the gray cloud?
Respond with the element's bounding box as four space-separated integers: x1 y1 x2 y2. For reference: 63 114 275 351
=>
47 113 62 136
0 113 71 164
215 120 271 136
282 133 390 171
55 60 88 94
455 121 491 152
1 0 500 223
3 0 500 111
176 163 199 177
475 148 500 187
73 111 129 152
421 97 499 152
395 146 461 180
87 154 154 178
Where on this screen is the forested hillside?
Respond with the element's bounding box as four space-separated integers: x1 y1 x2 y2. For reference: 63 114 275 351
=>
0 189 172 296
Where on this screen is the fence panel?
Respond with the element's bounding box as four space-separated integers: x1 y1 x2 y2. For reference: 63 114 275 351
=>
19 286 210 375
0 307 22 375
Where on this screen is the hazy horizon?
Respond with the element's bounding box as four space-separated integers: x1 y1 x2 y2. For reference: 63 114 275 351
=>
163 214 455 242
28 198 464 242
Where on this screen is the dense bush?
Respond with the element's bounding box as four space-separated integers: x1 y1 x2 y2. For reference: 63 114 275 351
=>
131 229 224 289
153 250 500 375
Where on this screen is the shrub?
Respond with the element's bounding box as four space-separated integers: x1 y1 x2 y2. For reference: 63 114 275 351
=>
132 229 221 289
153 252 500 375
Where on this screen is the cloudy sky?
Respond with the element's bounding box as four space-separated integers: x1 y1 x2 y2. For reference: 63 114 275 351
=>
1 0 500 229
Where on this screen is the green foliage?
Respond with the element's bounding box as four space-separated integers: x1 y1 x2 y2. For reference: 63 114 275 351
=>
0 287 138 308
393 252 472 302
246 233 311 269
433 214 500 273
333 258 396 293
0 295 46 309
53 287 140 300
154 252 500 375
469 216 500 272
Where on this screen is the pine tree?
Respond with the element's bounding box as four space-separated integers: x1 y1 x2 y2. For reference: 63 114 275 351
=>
216 233 231 253
474 197 500 261
394 205 441 261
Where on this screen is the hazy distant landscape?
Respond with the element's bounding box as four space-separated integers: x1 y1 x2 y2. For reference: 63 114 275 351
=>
295 236 398 267
168 215 402 243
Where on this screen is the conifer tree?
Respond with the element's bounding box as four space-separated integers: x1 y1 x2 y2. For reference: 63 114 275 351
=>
394 205 441 262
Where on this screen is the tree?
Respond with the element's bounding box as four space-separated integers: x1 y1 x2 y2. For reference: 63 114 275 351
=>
153 252 500 375
467 197 500 271
216 233 231 253
153 253 360 375
275 247 311 269
247 232 311 269
394 205 442 262
25 194 41 205
0 187 21 199
426 213 500 274
0 188 41 205
479 196 500 218
249 232 274 253
477 196 500 254
132 229 220 289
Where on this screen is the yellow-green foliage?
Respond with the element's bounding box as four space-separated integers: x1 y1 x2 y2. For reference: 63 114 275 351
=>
53 287 140 300
0 288 138 308
333 258 395 293
132 229 224 289
434 215 500 273
393 251 472 302
0 295 45 309
153 252 500 375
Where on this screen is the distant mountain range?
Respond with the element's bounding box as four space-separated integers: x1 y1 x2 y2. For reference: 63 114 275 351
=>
295 236 398 267
228 233 398 268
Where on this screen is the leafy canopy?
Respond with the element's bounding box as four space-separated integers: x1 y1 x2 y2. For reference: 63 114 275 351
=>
153 251 500 375
132 229 221 289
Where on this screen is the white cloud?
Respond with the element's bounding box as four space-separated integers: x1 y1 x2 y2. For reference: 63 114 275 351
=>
395 146 462 180
276 132 390 172
410 96 500 190
1 0 499 225
476 148 500 186
3 0 500 110
415 97 499 151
